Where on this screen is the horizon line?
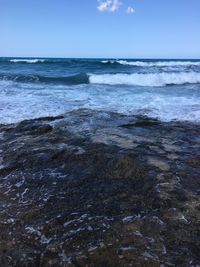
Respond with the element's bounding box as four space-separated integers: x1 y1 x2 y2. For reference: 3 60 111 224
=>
1 56 200 60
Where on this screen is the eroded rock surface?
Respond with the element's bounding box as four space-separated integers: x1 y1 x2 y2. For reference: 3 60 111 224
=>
0 109 200 266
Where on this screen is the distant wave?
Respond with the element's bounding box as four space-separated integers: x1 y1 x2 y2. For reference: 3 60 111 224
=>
89 72 200 86
10 59 46 63
7 58 200 67
9 58 113 65
101 60 200 67
101 60 116 64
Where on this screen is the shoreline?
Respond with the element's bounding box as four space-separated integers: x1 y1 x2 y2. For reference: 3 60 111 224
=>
1 108 200 128
0 109 200 266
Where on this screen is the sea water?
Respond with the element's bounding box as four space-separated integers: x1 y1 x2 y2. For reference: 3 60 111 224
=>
0 58 200 124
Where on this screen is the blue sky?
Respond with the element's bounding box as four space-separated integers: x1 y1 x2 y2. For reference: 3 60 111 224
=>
0 0 200 58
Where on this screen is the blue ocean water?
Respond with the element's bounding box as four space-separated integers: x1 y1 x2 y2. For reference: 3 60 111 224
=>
0 57 200 124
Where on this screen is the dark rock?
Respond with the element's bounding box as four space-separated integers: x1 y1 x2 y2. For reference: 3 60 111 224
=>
120 118 161 128
16 122 53 135
0 109 200 266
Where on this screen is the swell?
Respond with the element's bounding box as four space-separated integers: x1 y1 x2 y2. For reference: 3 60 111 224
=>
0 73 89 85
1 72 200 87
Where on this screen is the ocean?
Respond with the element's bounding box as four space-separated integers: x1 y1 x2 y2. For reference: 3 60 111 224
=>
0 57 200 124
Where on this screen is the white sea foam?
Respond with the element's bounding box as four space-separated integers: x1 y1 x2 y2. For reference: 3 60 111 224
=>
0 79 200 124
10 59 45 63
89 72 200 87
101 60 116 64
102 60 200 67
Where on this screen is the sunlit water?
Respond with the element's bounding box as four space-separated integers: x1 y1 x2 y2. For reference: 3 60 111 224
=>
0 58 200 124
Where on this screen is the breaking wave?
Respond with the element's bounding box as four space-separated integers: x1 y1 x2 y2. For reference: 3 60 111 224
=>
89 72 200 86
1 72 200 87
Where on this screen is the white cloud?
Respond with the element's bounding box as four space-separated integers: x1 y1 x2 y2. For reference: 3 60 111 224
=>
97 0 121 13
126 6 135 14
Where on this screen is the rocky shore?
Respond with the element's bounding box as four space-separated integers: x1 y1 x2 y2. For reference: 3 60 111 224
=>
0 109 200 266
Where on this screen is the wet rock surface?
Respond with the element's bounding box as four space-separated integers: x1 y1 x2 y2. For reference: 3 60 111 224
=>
0 109 200 266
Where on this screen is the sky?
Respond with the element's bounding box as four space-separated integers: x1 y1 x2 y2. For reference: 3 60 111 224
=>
0 0 200 58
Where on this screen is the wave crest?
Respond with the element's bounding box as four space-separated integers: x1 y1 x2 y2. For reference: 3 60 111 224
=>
102 60 200 67
89 72 200 86
10 59 46 63
2 72 200 87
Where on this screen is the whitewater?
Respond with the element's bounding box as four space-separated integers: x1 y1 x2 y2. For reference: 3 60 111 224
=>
0 58 200 123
